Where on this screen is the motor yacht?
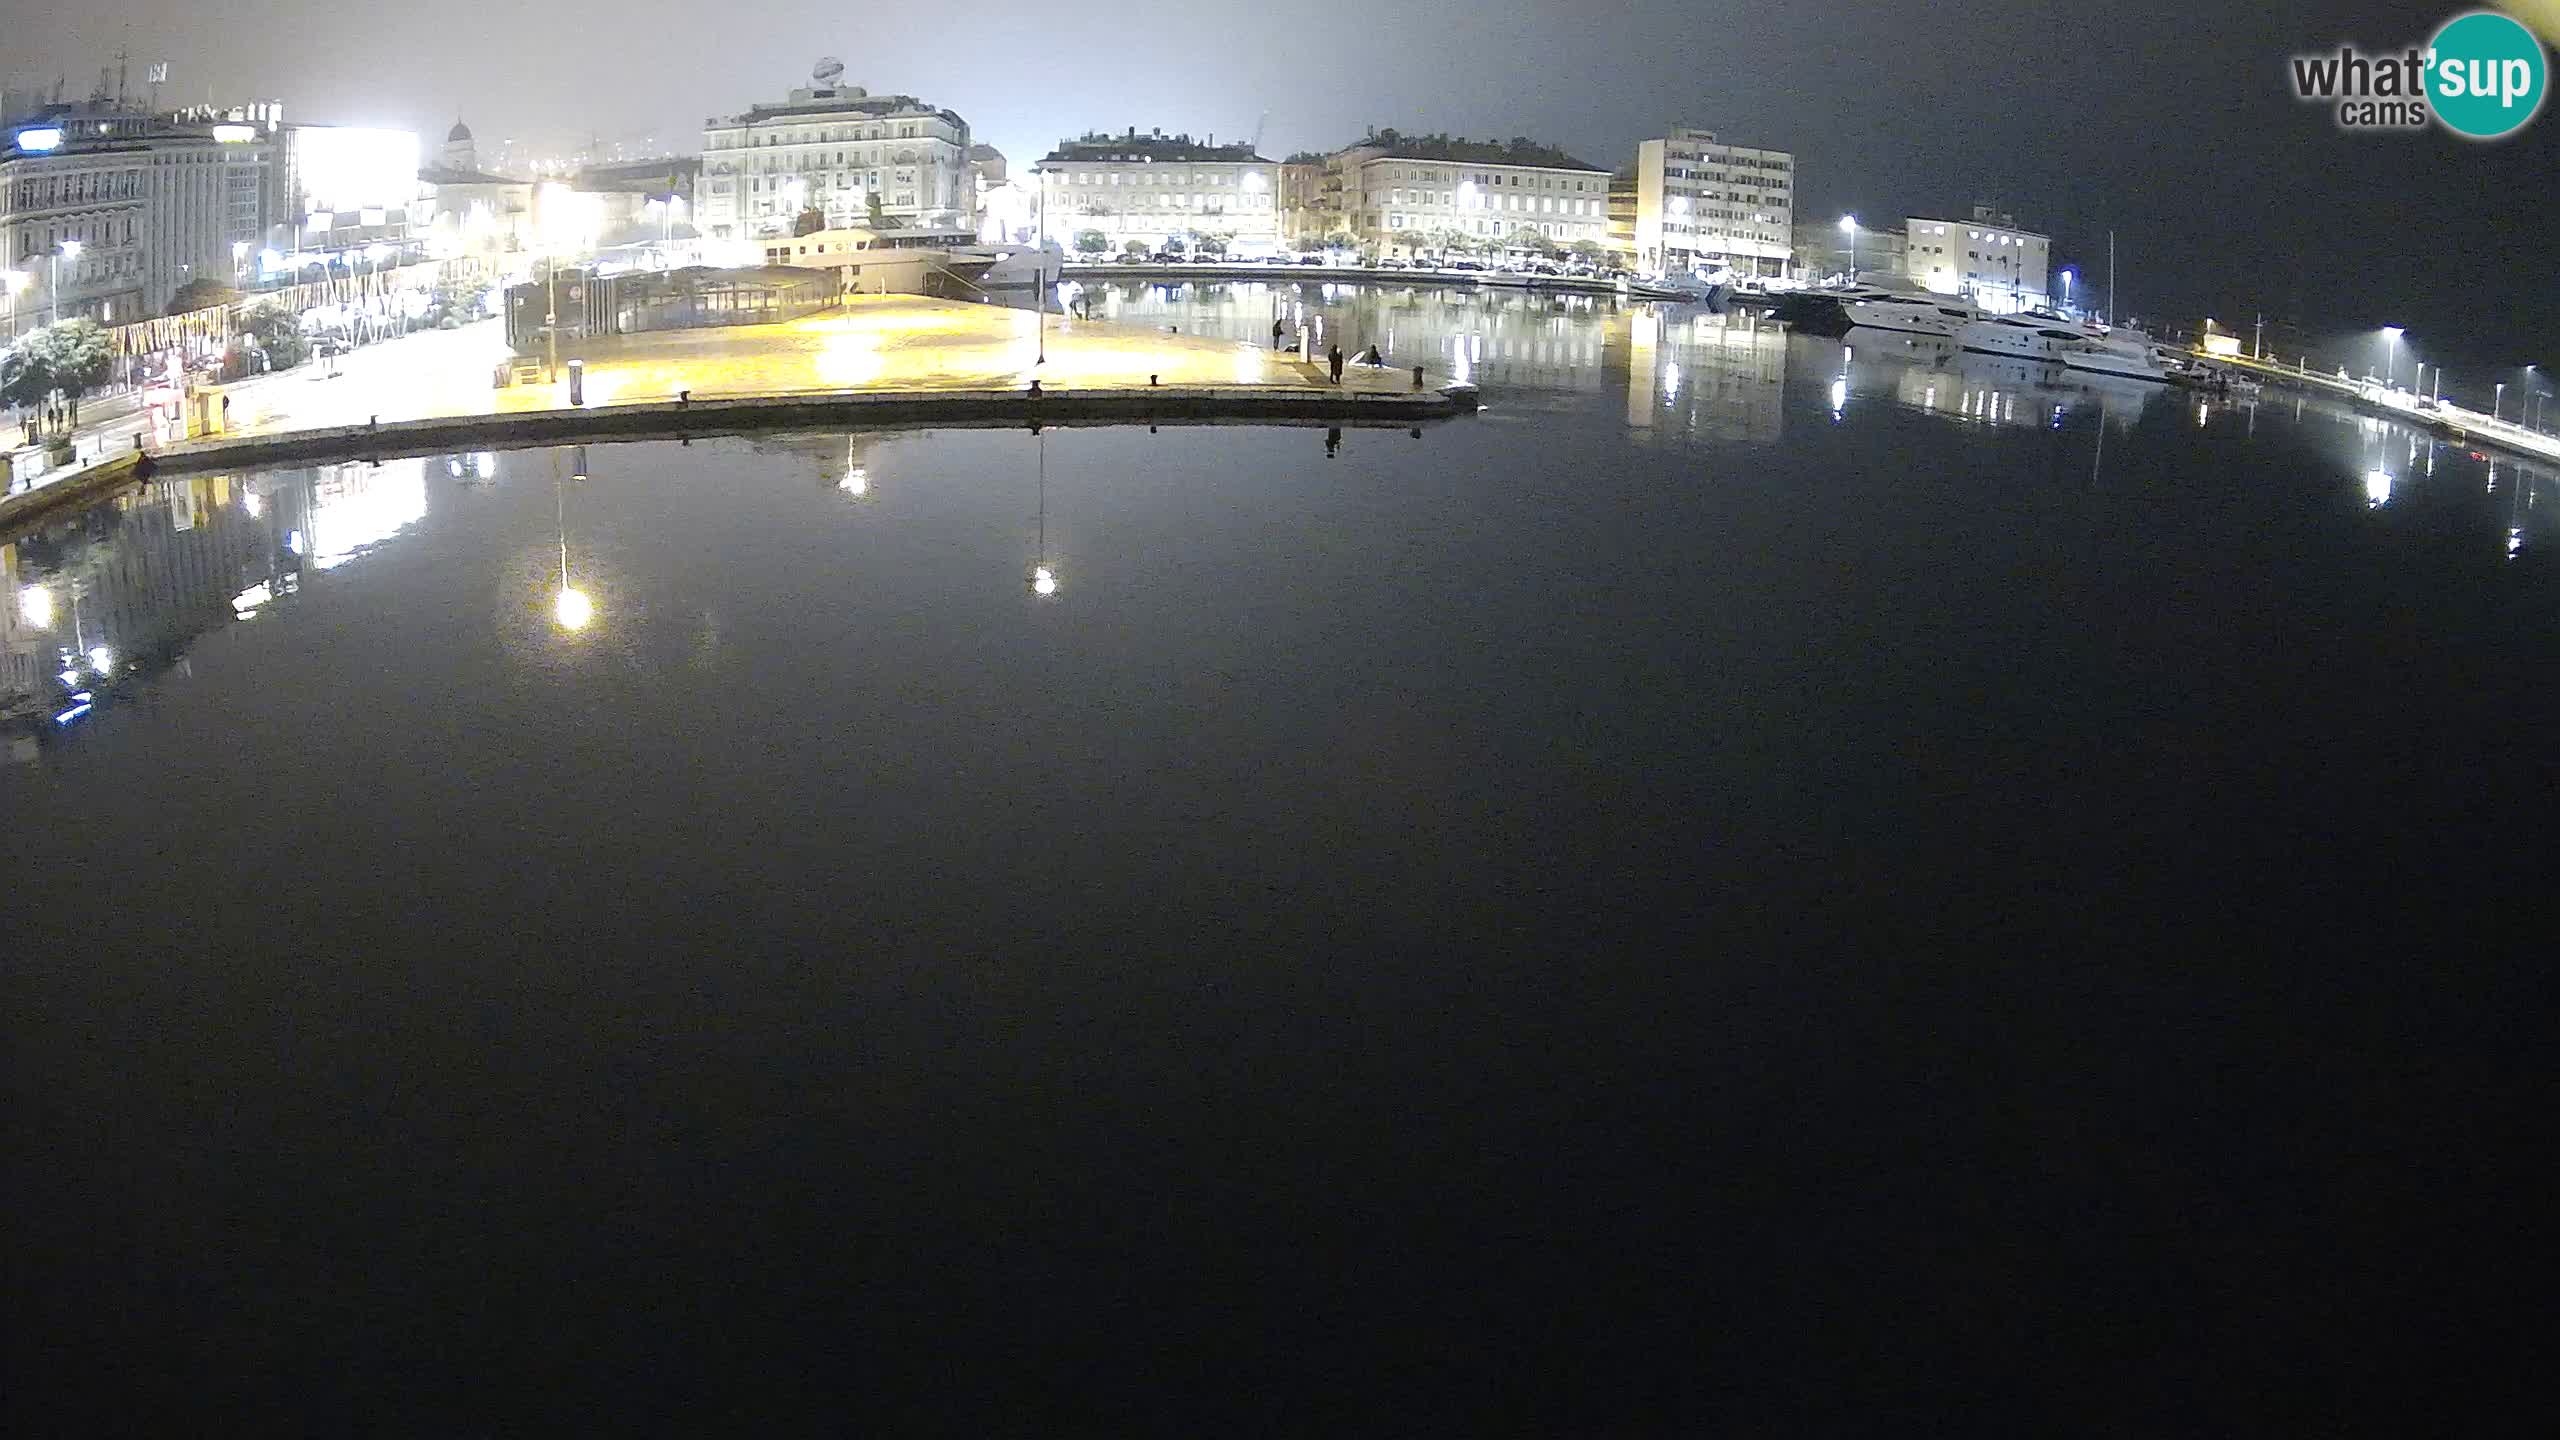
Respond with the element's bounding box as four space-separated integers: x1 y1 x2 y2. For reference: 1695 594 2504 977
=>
1958 312 2090 362
1838 286 1979 339
2060 324 2175 382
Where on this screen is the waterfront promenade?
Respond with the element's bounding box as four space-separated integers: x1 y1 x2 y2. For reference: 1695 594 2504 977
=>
2 296 1465 530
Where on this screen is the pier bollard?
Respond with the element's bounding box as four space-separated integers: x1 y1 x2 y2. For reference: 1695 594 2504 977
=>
1413 366 1425 391
568 360 585 407
679 389 690 407
1028 379 1043 399
1150 374 1159 386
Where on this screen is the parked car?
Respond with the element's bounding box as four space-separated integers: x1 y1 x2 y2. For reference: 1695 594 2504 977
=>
1446 259 1487 273
1296 254 1325 265
1115 252 1148 264
1378 257 1408 269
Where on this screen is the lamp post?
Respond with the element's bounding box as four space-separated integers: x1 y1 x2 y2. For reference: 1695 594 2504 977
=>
1838 214 1857 283
51 240 84 325
2060 268 2074 314
2379 326 2402 391
2495 381 2506 421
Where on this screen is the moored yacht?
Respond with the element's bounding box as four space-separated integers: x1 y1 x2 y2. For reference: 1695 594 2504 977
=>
1958 312 2090 362
1840 285 1979 339
2060 324 2175 382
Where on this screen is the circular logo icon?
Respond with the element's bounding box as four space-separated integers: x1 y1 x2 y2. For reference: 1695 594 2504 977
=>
2429 11 2549 139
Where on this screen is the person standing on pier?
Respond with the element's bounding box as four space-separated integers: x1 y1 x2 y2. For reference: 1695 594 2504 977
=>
1328 344 1345 384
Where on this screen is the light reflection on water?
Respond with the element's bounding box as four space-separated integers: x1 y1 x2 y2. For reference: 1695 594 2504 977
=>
6 283 2555 765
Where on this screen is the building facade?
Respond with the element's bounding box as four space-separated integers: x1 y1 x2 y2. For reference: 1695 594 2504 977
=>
1606 175 1638 265
3 128 147 333
1330 134 1610 255
1905 205 2050 312
144 129 272 312
1633 126 1793 277
1035 130 1279 256
699 66 973 240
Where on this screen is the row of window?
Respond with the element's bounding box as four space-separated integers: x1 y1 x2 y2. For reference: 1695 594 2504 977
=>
1072 194 1269 212
709 148 934 175
7 168 143 211
1376 166 1599 193
1666 150 1792 172
1663 169 1790 193
716 122 940 147
1384 189 1600 217
12 215 136 260
1051 169 1264 187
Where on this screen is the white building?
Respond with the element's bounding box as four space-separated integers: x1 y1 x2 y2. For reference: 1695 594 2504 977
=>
1633 126 1793 278
3 122 148 333
143 124 273 312
699 63 973 240
1327 134 1610 255
1905 205 2050 313
1034 130 1278 256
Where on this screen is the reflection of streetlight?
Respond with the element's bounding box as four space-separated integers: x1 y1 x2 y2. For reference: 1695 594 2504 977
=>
18 585 54 627
553 471 593 631
87 645 114 674
1027 428 1058 598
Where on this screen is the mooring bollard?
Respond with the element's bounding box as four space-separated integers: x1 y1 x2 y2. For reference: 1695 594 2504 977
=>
1413 366 1426 391
1150 374 1159 387
1028 379 1043 398
678 389 690 407
568 359 585 407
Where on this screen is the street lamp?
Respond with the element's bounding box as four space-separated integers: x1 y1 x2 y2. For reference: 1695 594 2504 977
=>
2379 326 2403 391
1838 214 1857 283
51 239 84 325
2496 381 2506 420
2060 268 2075 312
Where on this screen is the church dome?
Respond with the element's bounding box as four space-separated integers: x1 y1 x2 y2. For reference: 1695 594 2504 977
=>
447 120 472 142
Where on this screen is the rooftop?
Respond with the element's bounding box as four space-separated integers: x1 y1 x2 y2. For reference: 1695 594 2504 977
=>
1041 130 1271 165
1353 130 1606 173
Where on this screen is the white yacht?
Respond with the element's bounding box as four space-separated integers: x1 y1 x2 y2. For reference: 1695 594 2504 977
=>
2060 324 2174 382
1839 285 1979 339
1958 312 2090 363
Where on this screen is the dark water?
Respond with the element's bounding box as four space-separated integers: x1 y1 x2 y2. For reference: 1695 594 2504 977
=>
6 287 2555 1429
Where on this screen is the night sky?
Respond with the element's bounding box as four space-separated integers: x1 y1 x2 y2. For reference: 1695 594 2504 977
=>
10 3 2555 373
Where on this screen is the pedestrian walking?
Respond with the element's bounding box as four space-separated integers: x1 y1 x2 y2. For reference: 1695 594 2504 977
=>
1327 344 1344 384
1272 318 1286 350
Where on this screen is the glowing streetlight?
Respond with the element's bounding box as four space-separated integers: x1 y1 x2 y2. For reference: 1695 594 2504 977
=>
2060 268 2075 310
554 586 594 630
1031 565 1058 597
1838 215 1857 282
2378 326 2403 391
18 584 54 627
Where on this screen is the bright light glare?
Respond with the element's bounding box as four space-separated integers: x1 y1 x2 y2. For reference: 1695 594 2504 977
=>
2365 469 2393 507
1829 378 1848 412
61 239 83 259
17 127 64 152
293 127 419 214
18 585 54 627
555 587 594 631
841 468 869 496
1838 214 1857 233
87 646 113 673
1031 566 1058 597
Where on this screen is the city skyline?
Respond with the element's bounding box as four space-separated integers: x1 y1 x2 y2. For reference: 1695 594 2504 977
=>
8 0 2557 363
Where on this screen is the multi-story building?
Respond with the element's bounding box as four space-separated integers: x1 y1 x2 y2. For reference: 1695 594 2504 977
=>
1034 130 1279 257
1275 156 1331 247
1606 175 1638 265
4 120 150 334
1324 133 1610 255
1905 205 2050 312
1633 126 1793 278
699 65 973 240
143 126 273 311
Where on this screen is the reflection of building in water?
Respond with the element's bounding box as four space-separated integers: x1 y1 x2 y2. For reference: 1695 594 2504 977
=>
297 460 430 570
746 432 887 493
1620 309 1787 444
3 474 278 748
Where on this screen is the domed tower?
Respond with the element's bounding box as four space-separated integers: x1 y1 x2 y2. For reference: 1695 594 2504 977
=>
442 120 476 173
